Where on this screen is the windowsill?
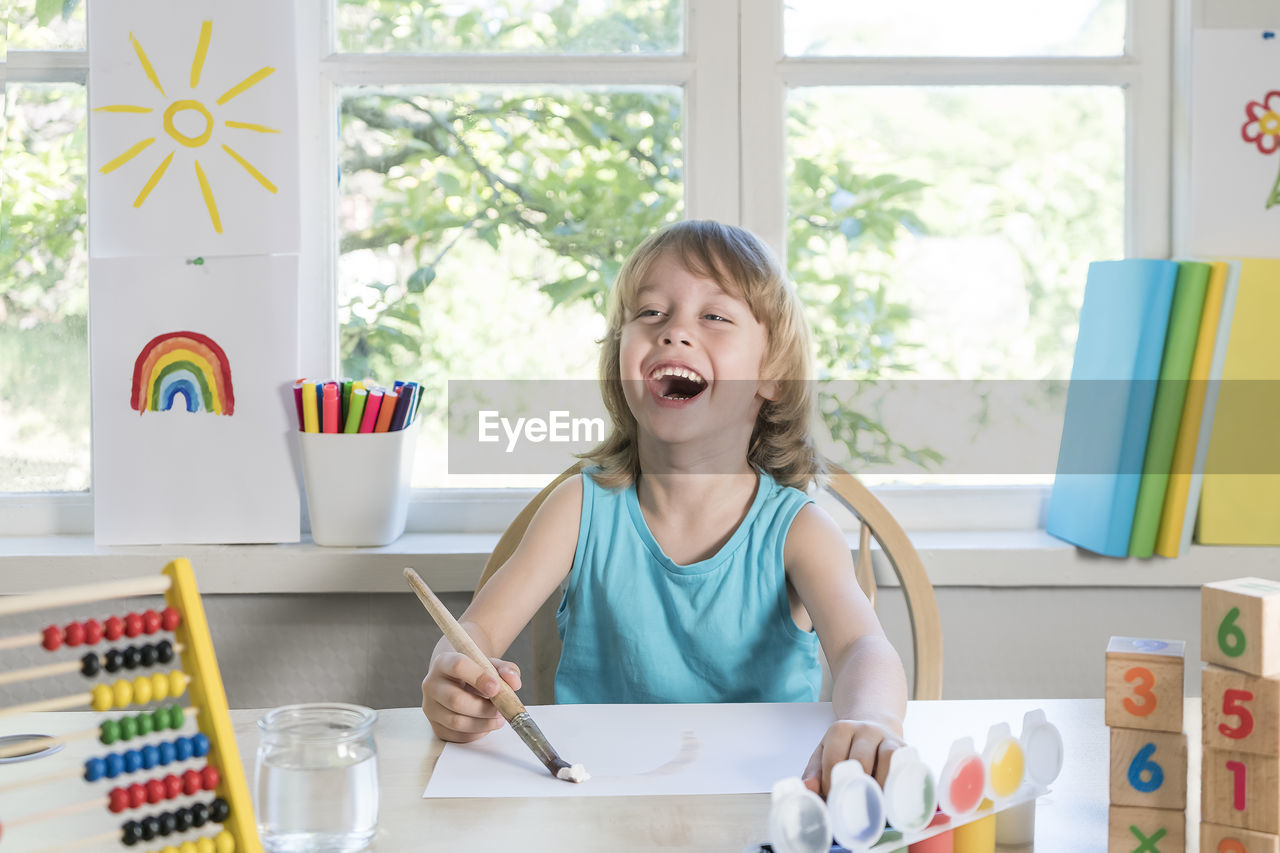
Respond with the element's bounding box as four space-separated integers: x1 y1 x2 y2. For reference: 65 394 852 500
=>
1 530 1277 595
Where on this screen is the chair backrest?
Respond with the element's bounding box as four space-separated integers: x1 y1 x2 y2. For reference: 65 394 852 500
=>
476 462 943 703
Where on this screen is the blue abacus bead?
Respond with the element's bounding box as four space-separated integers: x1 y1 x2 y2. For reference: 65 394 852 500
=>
159 740 176 765
141 744 160 769
105 752 125 778
192 733 210 757
175 736 193 761
124 749 143 773
84 756 106 781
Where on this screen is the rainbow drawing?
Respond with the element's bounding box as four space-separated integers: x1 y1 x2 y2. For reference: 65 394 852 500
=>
131 331 235 416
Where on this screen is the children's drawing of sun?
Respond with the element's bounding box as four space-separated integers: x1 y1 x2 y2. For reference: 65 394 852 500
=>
94 21 280 235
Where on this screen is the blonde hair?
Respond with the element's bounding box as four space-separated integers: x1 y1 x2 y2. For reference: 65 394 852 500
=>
580 220 826 492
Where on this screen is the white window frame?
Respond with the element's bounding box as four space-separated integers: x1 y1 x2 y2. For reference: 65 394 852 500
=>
0 0 1172 538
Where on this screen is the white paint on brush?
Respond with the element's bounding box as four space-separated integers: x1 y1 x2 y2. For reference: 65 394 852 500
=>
557 763 591 783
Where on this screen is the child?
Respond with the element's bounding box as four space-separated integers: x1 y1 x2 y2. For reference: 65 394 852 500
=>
421 220 908 796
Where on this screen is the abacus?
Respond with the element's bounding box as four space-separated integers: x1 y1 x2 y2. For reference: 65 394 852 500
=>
0 559 260 853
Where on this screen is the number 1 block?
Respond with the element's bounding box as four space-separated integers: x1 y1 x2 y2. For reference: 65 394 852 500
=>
1110 728 1187 809
1203 664 1280 756
1105 636 1185 733
1109 805 1185 853
1203 747 1280 834
1200 822 1280 853
1203 578 1280 677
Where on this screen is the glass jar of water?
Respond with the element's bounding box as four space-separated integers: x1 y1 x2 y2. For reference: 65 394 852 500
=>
255 703 379 853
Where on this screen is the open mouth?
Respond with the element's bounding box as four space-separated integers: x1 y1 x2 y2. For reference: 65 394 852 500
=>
648 365 708 401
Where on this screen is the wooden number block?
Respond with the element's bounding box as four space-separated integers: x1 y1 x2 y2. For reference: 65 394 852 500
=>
1204 664 1280 756
1203 747 1280 834
1110 728 1187 809
1201 821 1280 853
1108 805 1185 853
1106 636 1186 732
1203 578 1280 676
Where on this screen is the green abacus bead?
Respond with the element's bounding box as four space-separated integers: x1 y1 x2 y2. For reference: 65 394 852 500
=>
168 705 185 729
151 708 170 731
100 719 121 745
136 711 153 736
119 716 138 740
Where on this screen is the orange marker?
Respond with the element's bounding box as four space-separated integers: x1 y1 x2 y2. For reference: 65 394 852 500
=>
374 390 397 432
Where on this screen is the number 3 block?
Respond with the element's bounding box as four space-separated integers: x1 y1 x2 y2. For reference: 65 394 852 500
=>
1106 636 1185 733
1204 664 1280 756
1203 578 1280 677
1203 747 1280 834
1200 821 1280 853
1110 728 1187 809
1109 805 1186 853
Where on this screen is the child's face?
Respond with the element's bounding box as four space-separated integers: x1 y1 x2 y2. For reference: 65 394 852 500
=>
618 252 776 448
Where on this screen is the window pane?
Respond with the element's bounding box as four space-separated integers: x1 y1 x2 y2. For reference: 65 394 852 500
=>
787 86 1124 482
336 0 682 54
1 83 90 492
8 0 87 50
338 86 683 487
786 0 1125 57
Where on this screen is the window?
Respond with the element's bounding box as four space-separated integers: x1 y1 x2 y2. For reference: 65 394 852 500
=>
3 0 1171 534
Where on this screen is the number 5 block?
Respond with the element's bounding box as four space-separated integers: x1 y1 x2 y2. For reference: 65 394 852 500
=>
1203 747 1280 834
1110 728 1187 809
1106 636 1185 733
1203 578 1280 677
1204 664 1280 756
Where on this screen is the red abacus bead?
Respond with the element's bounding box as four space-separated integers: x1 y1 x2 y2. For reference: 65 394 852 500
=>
201 766 220 790
64 622 85 647
108 788 130 813
141 610 161 634
128 783 147 809
82 619 104 645
182 768 202 795
41 626 62 651
124 612 143 637
146 778 164 804
104 616 125 641
164 774 182 799
160 607 181 631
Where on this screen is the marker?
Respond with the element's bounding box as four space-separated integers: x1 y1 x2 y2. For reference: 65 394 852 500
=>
340 379 353 425
301 381 319 433
405 382 422 427
374 390 398 432
322 382 340 433
388 385 413 431
359 390 383 433
344 388 367 434
292 379 306 430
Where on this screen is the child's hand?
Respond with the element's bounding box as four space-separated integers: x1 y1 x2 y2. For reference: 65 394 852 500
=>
421 652 522 743
801 719 905 797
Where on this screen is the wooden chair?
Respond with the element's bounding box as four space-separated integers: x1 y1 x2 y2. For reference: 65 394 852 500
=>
476 462 943 703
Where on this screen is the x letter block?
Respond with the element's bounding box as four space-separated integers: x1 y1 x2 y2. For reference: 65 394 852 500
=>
1109 805 1185 853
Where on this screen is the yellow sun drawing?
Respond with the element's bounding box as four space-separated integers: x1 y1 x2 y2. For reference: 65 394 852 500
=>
95 21 281 235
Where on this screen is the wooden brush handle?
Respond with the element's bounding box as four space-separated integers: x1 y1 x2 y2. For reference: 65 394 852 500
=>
404 568 526 720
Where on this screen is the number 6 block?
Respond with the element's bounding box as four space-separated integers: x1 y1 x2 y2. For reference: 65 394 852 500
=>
1105 636 1185 733
1202 578 1280 677
1203 664 1280 756
1110 728 1187 809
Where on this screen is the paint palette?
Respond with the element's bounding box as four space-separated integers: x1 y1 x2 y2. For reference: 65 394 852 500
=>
756 709 1063 853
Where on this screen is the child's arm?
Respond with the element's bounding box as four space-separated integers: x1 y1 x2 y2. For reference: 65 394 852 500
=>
784 503 909 796
421 474 583 742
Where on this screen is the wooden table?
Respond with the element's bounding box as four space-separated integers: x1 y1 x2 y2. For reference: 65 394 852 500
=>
4 698 1204 852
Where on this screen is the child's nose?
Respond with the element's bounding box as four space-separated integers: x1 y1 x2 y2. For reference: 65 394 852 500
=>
659 317 694 346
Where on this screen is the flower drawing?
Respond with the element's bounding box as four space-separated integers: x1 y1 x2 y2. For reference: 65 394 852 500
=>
1240 90 1280 208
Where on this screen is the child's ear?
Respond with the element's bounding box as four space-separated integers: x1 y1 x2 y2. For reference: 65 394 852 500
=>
758 377 780 402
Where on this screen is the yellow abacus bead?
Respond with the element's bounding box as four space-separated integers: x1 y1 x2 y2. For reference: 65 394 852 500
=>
195 837 216 853
215 830 235 853
170 669 188 698
112 678 133 709
91 683 113 711
132 674 153 705
180 842 199 853
161 846 181 853
151 670 170 701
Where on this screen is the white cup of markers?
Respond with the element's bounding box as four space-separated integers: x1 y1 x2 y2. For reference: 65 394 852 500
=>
293 378 421 547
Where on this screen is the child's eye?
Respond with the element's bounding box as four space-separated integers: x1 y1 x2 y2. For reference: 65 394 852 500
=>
636 309 663 318
703 313 729 322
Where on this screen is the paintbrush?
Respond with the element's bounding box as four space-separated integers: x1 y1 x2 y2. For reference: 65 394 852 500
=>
403 567 588 783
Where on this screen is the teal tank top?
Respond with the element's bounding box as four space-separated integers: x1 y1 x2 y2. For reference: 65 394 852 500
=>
554 466 821 704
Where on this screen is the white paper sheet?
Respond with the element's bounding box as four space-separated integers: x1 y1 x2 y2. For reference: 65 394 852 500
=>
87 0 299 257
90 254 300 545
1189 29 1280 257
423 702 834 799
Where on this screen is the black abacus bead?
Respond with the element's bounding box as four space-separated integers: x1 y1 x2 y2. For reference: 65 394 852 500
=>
156 640 175 664
139 815 159 841
158 811 177 835
81 652 100 677
139 644 157 667
121 821 142 846
190 801 210 827
122 646 141 669
173 807 192 832
104 649 123 672
210 797 230 823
